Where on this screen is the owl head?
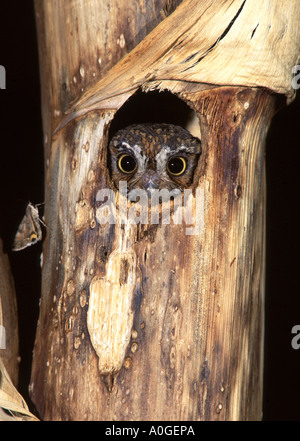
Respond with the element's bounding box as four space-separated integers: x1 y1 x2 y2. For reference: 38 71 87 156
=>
108 123 201 195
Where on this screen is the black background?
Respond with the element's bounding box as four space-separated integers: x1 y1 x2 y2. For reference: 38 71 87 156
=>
1 2 300 421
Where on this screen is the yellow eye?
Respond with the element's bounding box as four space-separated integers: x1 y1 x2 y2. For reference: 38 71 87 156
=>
117 154 137 174
167 156 187 176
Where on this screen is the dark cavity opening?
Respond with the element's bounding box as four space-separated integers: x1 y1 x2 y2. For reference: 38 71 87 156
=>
108 89 200 140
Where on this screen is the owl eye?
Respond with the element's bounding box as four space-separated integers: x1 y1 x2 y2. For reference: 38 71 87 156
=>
117 154 137 174
167 156 187 176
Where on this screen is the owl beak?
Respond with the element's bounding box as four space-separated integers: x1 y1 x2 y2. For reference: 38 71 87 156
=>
142 171 161 195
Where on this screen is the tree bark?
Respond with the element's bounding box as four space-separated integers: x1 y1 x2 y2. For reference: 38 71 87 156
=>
30 0 300 420
0 238 19 387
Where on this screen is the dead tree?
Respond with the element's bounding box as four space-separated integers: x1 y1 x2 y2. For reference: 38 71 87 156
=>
30 0 300 420
0 239 19 387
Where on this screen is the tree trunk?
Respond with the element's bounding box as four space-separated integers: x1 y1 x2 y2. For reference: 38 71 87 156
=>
30 0 300 420
0 238 19 387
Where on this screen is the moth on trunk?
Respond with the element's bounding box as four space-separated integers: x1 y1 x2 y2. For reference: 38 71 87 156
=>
12 203 44 251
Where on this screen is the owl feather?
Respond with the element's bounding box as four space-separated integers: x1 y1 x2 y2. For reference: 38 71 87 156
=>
109 123 201 193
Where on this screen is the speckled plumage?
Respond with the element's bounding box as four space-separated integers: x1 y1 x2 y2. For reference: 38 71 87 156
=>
109 123 201 192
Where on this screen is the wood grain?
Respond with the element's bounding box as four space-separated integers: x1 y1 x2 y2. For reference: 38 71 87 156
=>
30 0 298 420
0 239 19 387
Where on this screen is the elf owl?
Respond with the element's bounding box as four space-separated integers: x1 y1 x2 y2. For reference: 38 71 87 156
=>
108 123 201 194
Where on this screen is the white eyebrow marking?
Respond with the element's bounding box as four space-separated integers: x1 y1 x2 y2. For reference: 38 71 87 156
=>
118 142 143 156
155 145 189 161
131 144 142 155
118 143 147 170
155 145 189 174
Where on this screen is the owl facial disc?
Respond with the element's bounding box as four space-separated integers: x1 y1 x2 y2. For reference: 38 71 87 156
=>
108 123 201 194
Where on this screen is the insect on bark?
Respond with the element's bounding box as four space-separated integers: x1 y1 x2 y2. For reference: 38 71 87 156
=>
12 202 44 251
